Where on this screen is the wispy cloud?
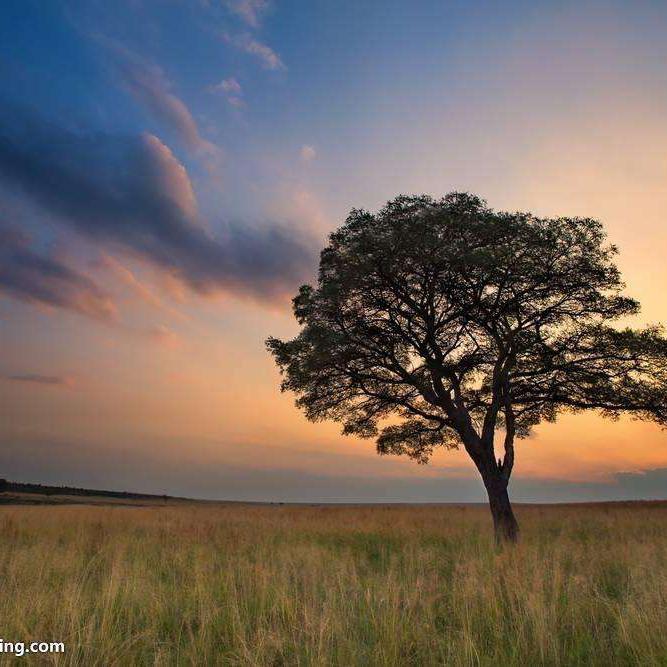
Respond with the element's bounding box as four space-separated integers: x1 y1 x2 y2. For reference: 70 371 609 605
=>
146 324 183 349
97 255 188 322
4 374 75 388
300 145 316 162
0 225 117 321
223 0 269 28
109 44 220 156
223 32 285 70
0 107 317 305
207 77 245 107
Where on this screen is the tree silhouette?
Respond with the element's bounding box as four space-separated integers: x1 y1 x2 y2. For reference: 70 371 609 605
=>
267 193 667 541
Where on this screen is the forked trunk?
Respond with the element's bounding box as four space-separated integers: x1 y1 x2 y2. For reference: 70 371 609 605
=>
485 477 519 543
463 433 520 543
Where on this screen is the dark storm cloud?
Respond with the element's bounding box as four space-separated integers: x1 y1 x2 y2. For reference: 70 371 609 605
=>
0 106 317 304
0 225 116 320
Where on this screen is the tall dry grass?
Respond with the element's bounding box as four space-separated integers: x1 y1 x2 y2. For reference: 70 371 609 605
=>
0 501 666 665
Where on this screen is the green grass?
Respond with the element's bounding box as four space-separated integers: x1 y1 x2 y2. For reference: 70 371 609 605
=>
0 502 666 665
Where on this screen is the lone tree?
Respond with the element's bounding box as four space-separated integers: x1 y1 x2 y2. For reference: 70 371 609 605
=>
267 193 667 541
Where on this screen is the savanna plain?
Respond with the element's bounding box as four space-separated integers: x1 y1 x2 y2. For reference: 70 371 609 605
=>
1 501 666 666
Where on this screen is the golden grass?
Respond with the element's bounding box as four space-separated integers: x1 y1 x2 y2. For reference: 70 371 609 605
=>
0 501 666 665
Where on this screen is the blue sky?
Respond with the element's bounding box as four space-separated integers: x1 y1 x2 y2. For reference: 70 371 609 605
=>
1 0 667 501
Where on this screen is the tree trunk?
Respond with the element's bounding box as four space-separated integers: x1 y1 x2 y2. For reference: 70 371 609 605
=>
484 476 519 543
460 430 519 543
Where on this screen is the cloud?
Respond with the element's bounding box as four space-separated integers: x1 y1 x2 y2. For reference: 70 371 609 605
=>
207 77 244 107
223 32 285 70
223 0 269 28
300 145 316 162
217 78 242 95
0 225 117 320
511 467 667 503
96 255 188 321
139 133 199 221
0 433 484 502
110 46 219 156
0 108 317 305
146 324 183 348
4 374 75 388
4 430 667 503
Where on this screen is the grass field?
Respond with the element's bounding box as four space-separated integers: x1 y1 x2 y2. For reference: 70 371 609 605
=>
0 501 666 666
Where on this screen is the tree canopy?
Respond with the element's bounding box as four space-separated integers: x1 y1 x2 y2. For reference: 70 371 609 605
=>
267 193 667 540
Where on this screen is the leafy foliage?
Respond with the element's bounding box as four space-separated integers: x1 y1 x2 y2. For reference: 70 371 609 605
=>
267 193 667 477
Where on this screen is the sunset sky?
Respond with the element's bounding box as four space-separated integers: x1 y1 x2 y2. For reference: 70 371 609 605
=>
1 0 667 502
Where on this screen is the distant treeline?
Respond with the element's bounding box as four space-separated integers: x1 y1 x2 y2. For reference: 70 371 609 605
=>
0 479 175 500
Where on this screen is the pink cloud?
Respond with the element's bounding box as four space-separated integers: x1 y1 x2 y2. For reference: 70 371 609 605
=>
300 145 316 162
207 77 245 107
223 0 269 28
146 324 183 349
222 33 285 70
111 45 220 157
